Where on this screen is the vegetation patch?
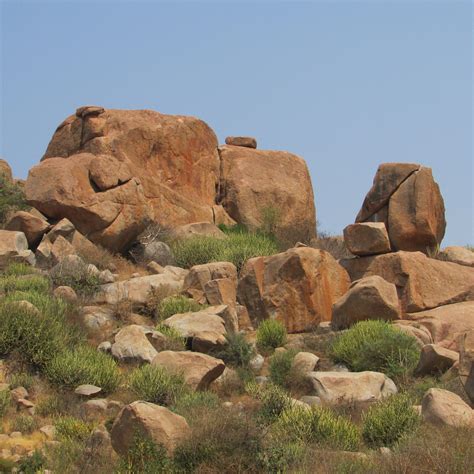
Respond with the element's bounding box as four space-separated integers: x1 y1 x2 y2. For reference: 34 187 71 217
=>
155 295 205 321
213 332 255 368
268 349 297 388
0 174 29 225
50 259 101 296
256 319 287 353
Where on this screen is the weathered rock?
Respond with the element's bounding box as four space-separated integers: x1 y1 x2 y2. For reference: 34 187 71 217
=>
172 222 226 239
459 330 474 393
332 276 400 329
53 286 78 302
75 384 102 397
0 159 13 181
465 363 474 404
404 302 474 351
238 248 350 333
152 351 225 390
415 344 459 376
131 241 174 266
110 401 190 455
307 371 397 405
47 218 76 242
343 223 391 256
291 352 319 373
218 145 316 244
27 107 223 252
111 325 158 363
225 136 257 148
203 278 237 308
0 231 35 269
341 251 474 314
184 262 237 294
421 388 473 427
438 246 474 268
392 321 433 347
80 306 115 332
5 211 50 247
249 354 264 373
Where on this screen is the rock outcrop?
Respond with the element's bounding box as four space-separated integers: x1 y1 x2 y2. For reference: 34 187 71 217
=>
355 163 445 253
238 248 350 333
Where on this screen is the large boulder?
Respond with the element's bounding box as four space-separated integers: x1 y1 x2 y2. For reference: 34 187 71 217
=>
341 251 474 314
5 211 50 247
332 275 400 329
111 325 160 364
0 230 35 269
218 145 316 244
110 401 190 455
355 163 445 253
26 107 225 252
415 344 459 376
343 222 391 256
421 388 473 427
152 351 225 390
459 331 474 399
307 371 397 405
238 248 350 333
438 246 474 268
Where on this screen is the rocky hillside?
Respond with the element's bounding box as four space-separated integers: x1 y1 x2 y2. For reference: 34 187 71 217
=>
0 107 472 472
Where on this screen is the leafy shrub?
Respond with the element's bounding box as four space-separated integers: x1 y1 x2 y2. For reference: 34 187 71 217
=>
258 439 306 473
12 415 38 434
268 349 297 388
274 405 360 451
17 450 46 474
45 345 121 393
245 382 291 422
7 372 34 390
330 320 420 378
256 319 287 353
155 324 186 351
173 391 220 417
0 390 11 418
362 394 420 448
213 332 255 368
0 174 28 224
50 259 101 296
129 364 186 406
54 416 95 442
155 295 205 321
0 274 50 294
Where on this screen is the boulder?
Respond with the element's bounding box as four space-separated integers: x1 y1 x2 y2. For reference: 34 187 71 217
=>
415 344 459 376
343 222 391 256
438 246 474 268
80 306 116 332
0 230 35 269
75 384 102 397
238 248 350 333
111 325 158 364
291 352 319 374
0 159 13 181
224 136 257 148
53 286 78 302
404 302 474 351
307 371 397 405
152 351 225 390
421 388 473 427
465 364 474 404
392 321 433 347
459 330 474 393
355 163 445 253
110 401 190 455
341 251 474 314
27 107 223 252
331 276 400 329
5 211 50 247
171 222 226 239
131 241 174 266
218 145 316 244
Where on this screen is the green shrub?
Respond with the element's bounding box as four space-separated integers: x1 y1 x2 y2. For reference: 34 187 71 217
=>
17 450 46 474
275 405 361 451
45 345 121 393
129 365 186 406
35 395 68 418
54 416 95 442
268 349 297 388
213 332 255 368
50 259 101 296
0 174 28 224
0 274 50 294
245 382 291 422
169 236 223 269
12 415 38 434
362 394 420 448
330 320 420 378
173 391 220 417
3 263 36 277
258 439 306 473
7 372 34 390
155 324 186 351
0 390 11 418
155 295 205 321
256 319 287 353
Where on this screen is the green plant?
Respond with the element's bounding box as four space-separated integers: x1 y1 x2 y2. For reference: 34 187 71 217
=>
50 258 101 296
7 372 34 390
268 349 297 388
0 274 50 294
12 415 38 434
54 416 95 442
245 382 291 422
129 364 186 406
362 394 420 448
155 324 186 351
46 345 120 393
0 390 11 418
258 439 306 473
35 395 68 417
213 332 255 368
173 391 220 417
155 295 205 321
330 320 420 378
17 450 46 474
0 174 28 224
256 319 287 353
3 263 36 277
260 205 281 236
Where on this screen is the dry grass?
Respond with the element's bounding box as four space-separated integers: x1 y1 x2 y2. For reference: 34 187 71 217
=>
310 232 352 260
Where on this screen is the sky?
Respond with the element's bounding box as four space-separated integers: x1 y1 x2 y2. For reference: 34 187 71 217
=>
0 0 472 246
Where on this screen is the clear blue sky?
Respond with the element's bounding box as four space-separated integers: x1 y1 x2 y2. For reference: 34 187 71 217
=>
1 0 472 246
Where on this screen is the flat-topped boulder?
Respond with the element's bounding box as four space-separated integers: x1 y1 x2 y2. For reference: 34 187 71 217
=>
438 246 474 267
343 222 391 256
225 136 257 148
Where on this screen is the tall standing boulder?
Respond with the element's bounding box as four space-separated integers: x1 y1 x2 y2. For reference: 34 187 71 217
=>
238 248 350 333
355 163 446 253
218 145 316 244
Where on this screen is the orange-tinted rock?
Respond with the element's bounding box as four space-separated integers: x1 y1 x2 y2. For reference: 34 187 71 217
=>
218 145 316 244
89 154 132 191
415 344 459 376
5 211 50 247
238 248 350 333
341 251 474 314
0 159 13 182
438 246 474 268
343 222 391 256
225 136 257 148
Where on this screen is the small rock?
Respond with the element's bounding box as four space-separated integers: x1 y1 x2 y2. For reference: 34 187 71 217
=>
255 376 268 385
99 270 115 284
53 285 78 302
225 136 257 149
98 341 112 353
249 354 264 373
147 261 165 274
40 425 55 440
300 396 321 407
222 401 233 408
81 399 109 418
10 386 28 402
16 398 34 409
291 352 319 374
75 384 102 397
10 432 22 438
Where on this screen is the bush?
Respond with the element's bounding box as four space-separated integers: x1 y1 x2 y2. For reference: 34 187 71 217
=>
268 349 297 388
245 382 291 422
213 332 255 368
256 319 287 353
0 390 11 418
50 259 101 296
3 263 36 277
173 391 220 417
155 324 186 351
18 450 46 474
35 395 68 417
54 416 95 442
274 405 361 451
0 174 28 224
12 415 38 434
155 295 205 321
45 345 121 393
129 364 186 406
362 394 420 448
7 372 34 390
330 320 420 378
0 274 50 294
